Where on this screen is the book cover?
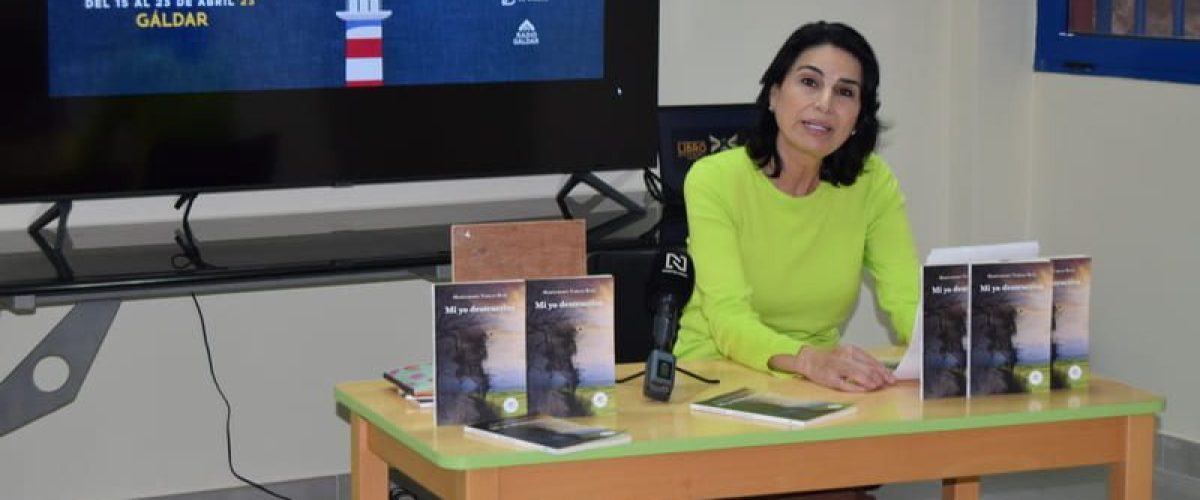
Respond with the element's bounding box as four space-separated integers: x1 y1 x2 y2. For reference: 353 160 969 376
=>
383 362 434 398
433 280 528 426
464 414 630 454
526 275 617 417
969 260 1054 396
1051 256 1092 389
922 264 970 399
689 388 857 428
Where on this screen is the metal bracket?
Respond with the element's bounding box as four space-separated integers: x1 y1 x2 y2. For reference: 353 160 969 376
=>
0 300 121 436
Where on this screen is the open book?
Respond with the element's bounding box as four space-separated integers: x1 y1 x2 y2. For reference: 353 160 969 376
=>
465 415 630 454
690 388 857 428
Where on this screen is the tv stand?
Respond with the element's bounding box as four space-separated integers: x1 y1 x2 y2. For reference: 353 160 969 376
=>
0 196 662 436
27 201 75 282
171 193 219 270
555 171 646 220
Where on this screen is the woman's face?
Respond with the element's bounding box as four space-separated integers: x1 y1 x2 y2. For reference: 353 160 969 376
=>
769 44 863 164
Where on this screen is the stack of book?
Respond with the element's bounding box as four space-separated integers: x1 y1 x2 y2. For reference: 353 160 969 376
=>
383 363 434 408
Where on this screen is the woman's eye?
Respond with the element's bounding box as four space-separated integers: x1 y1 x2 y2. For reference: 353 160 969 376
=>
799 77 818 87
837 87 856 98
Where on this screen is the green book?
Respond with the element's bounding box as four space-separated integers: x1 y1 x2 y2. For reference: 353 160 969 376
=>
690 388 857 428
465 415 630 454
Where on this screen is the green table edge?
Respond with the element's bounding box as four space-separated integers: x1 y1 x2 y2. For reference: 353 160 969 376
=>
336 386 1163 471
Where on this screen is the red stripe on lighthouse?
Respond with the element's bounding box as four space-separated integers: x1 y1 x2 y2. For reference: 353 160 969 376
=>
345 39 383 58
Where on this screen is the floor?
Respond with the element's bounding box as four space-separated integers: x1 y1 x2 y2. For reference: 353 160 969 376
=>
145 464 1200 499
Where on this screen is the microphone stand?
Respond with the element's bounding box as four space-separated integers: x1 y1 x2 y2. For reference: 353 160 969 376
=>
615 365 719 385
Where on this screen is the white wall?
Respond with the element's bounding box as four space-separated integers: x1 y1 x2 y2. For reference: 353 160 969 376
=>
1030 73 1200 441
2 1 1193 498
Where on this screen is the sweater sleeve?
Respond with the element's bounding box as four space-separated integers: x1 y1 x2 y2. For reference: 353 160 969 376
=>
861 157 920 345
683 162 804 373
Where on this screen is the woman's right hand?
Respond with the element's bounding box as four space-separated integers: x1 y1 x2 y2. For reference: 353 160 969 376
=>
792 345 896 392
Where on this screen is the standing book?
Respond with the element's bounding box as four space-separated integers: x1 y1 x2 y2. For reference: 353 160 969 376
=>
689 388 857 428
433 280 528 426
464 415 630 454
969 260 1054 396
921 263 970 399
1050 256 1091 389
525 275 617 417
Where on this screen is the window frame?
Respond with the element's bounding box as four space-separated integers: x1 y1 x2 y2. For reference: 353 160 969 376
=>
1036 0 1200 84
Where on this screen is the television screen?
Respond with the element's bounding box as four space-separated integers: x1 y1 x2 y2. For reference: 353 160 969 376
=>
1 0 658 203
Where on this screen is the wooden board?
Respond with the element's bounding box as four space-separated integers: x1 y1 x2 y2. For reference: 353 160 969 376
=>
450 219 586 282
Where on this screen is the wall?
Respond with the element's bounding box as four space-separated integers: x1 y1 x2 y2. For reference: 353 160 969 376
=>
1030 73 1200 441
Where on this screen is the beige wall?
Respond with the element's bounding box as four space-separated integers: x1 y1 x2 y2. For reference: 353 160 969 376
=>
1031 73 1200 440
1 1 1195 498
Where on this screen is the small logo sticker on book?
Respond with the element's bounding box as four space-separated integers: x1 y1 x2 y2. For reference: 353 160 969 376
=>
1028 370 1044 386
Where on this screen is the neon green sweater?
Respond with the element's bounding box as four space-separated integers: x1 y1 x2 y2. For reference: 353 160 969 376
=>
675 147 918 374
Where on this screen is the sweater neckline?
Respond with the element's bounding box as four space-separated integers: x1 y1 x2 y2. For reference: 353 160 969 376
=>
753 166 829 204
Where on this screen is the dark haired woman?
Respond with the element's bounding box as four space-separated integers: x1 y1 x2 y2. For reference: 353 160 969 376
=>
675 21 918 392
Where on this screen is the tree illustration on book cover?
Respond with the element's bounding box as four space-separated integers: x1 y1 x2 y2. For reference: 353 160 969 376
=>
434 281 528 426
970 261 1054 396
1051 257 1091 389
922 264 969 398
525 276 617 417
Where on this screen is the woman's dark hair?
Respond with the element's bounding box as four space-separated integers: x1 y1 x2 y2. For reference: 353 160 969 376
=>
745 21 883 187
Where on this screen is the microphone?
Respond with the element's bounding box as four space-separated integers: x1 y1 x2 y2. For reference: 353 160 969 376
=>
643 248 695 401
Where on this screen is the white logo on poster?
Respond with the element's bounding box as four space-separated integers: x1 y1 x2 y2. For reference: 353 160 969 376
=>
513 19 539 46
665 253 688 274
1028 370 1044 386
592 392 608 408
502 0 550 5
503 397 520 414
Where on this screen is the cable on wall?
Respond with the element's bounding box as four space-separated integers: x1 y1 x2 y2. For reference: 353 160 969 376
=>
191 293 292 500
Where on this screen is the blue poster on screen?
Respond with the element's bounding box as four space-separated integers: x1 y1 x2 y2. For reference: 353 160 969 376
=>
48 0 604 97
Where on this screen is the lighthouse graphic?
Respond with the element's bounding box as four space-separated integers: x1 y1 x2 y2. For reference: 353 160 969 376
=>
336 0 392 87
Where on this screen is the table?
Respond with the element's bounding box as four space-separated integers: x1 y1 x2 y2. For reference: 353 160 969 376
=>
334 360 1163 500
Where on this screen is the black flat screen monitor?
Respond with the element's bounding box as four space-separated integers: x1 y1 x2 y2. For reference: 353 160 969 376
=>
1 0 659 203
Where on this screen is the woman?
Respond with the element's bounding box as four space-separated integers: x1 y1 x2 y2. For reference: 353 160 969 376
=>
675 21 918 393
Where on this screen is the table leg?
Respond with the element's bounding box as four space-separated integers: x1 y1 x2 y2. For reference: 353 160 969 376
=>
941 476 980 500
1109 414 1154 500
352 413 389 500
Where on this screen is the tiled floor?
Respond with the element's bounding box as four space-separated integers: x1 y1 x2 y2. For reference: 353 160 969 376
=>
146 465 1200 499
876 466 1200 500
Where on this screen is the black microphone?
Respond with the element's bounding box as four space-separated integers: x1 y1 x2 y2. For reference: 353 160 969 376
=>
643 248 695 401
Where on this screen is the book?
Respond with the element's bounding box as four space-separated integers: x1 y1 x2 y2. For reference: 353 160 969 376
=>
433 280 529 426
525 275 617 417
969 260 1054 396
464 414 630 454
383 363 434 398
689 388 857 428
383 363 435 408
1050 256 1091 389
921 264 970 399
